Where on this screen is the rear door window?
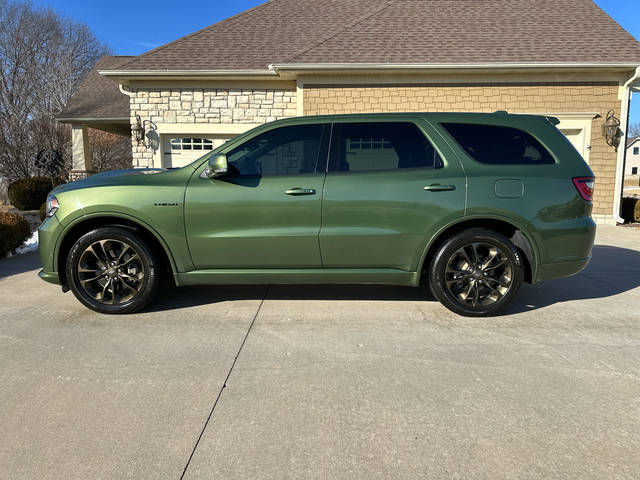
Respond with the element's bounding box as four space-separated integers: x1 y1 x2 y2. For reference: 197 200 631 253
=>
328 122 443 172
441 123 555 165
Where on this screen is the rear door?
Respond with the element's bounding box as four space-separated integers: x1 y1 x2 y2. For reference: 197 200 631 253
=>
185 123 330 269
319 119 466 271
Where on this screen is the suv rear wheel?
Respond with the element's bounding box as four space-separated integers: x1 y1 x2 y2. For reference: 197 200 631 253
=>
66 226 159 314
428 228 524 316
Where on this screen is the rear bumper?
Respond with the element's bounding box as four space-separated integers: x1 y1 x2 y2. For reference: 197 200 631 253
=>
533 215 596 282
535 257 590 283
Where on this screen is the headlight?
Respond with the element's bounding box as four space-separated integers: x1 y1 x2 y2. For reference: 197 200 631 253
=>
45 195 59 217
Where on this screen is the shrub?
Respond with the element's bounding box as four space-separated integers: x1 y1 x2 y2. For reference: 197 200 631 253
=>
7 177 63 211
621 196 640 223
0 212 31 258
39 203 47 222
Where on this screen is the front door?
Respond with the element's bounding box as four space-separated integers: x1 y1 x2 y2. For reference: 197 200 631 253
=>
319 119 466 271
185 123 330 269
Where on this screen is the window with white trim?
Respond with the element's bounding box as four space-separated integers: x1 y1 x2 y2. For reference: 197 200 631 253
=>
170 137 214 151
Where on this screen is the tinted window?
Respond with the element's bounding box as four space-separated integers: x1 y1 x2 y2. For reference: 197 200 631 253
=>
329 122 443 172
227 124 326 175
441 123 555 165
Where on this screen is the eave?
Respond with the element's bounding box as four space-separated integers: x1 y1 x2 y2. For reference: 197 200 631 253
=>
270 62 640 78
99 62 640 83
99 69 278 83
57 116 130 124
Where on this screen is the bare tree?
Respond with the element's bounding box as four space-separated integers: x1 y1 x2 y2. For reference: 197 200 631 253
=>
89 129 132 172
628 123 640 139
0 0 109 180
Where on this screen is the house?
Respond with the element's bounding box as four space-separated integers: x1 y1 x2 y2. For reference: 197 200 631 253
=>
625 137 640 177
58 0 640 225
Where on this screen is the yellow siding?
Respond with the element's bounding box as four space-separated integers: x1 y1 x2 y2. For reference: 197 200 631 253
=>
304 82 620 215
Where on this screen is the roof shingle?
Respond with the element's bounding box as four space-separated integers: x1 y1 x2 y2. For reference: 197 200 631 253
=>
114 0 640 72
59 55 133 120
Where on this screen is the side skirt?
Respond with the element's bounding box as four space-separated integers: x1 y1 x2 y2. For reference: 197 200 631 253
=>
174 268 420 287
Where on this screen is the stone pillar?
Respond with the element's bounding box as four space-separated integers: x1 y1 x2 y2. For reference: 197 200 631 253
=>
70 124 94 179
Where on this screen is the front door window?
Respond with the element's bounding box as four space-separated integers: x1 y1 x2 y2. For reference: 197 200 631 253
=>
227 124 328 176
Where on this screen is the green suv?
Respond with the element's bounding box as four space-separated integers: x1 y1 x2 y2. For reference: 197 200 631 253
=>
38 112 596 316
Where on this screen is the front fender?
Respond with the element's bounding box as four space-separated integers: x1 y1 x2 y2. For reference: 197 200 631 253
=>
55 210 193 275
51 180 193 273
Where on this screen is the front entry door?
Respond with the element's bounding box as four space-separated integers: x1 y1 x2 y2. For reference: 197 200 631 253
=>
185 123 330 269
320 120 466 272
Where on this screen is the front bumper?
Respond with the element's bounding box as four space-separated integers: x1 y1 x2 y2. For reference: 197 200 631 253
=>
37 214 63 285
38 269 61 285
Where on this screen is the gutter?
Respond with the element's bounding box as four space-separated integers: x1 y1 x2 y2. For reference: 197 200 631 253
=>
57 117 129 124
99 62 640 79
613 66 640 224
99 69 278 78
270 62 640 72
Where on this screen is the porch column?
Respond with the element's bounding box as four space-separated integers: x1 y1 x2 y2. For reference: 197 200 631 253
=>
70 124 93 180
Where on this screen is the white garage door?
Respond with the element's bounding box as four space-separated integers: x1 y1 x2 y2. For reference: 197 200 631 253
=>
162 135 231 168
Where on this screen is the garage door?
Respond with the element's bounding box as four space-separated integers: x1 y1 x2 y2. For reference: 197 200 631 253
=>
162 136 231 168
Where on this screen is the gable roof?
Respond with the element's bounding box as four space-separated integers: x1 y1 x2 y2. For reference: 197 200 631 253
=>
58 55 134 121
627 137 640 149
112 0 640 73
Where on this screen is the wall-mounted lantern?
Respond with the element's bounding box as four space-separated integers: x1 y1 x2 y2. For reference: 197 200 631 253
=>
602 109 623 151
131 115 156 148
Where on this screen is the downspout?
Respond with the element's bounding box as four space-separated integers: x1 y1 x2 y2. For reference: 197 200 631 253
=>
118 83 148 168
613 66 640 224
118 83 135 98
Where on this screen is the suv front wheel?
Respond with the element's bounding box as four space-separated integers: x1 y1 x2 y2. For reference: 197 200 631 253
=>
66 226 159 314
429 228 524 317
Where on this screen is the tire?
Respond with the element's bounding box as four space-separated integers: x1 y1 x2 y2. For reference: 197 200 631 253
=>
66 226 159 314
428 228 524 317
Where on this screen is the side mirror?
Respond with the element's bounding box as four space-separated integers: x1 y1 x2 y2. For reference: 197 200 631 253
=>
204 154 229 178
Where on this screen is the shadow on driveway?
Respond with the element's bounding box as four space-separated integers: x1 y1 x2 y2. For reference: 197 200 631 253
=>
0 251 41 280
148 245 640 314
508 244 640 313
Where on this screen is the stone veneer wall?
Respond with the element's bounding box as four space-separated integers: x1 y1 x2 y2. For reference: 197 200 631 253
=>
304 82 621 220
130 87 297 167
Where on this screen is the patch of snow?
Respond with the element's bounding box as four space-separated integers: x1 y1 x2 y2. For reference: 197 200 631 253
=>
9 231 39 256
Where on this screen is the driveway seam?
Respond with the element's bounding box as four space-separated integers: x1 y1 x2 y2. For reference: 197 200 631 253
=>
179 285 269 480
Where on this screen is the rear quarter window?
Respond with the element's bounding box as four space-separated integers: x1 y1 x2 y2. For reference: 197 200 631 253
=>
441 123 555 165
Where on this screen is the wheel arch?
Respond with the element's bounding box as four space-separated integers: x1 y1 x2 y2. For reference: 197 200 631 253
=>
418 216 539 284
55 213 177 287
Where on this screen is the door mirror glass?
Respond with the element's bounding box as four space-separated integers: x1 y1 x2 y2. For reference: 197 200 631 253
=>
205 154 229 178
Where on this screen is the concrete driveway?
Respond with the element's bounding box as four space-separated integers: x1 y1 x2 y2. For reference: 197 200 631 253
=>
1 225 639 479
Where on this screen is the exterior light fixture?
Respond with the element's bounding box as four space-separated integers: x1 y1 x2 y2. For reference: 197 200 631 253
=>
131 115 156 147
602 109 622 151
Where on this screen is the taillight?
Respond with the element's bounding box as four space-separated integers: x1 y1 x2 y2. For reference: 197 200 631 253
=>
572 177 595 202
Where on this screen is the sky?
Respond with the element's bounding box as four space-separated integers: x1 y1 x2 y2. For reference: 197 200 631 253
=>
46 0 640 123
